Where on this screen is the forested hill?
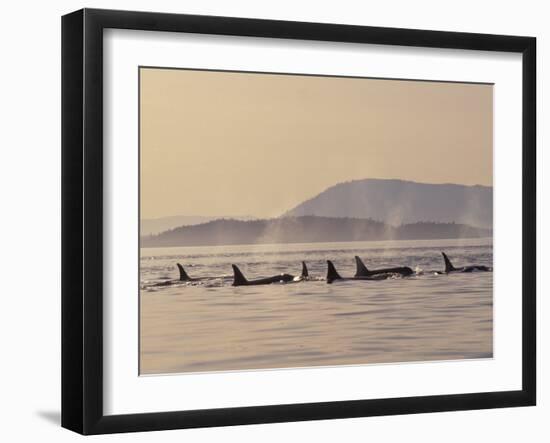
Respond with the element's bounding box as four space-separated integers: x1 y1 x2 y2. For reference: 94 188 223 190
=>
141 216 491 248
284 179 492 229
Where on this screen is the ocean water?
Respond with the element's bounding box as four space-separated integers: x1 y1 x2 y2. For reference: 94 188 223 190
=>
140 238 493 375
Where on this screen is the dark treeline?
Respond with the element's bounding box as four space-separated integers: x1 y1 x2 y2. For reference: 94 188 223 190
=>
141 216 492 248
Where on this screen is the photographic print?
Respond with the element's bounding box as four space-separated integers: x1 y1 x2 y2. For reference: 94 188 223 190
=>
139 67 493 375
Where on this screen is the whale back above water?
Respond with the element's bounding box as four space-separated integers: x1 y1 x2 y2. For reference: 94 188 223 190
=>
232 264 298 286
441 252 491 273
328 260 404 284
354 256 413 277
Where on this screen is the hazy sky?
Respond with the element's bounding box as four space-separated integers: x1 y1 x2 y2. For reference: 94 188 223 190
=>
140 68 493 219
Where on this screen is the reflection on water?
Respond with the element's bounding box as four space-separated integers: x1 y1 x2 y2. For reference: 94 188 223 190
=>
140 238 493 375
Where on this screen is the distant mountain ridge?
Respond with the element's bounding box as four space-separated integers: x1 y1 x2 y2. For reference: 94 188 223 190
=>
283 179 492 229
140 215 254 236
141 216 491 248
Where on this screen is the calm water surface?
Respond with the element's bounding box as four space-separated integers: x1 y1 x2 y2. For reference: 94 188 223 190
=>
140 238 493 374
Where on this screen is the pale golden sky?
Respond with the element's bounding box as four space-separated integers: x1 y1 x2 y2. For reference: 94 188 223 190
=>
140 68 493 219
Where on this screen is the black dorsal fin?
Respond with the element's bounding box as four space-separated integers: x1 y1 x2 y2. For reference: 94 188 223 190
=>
232 264 248 286
326 260 342 283
301 261 309 278
441 252 455 273
177 263 190 281
354 256 370 277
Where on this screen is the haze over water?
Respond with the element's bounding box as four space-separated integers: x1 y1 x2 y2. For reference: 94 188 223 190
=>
140 237 493 375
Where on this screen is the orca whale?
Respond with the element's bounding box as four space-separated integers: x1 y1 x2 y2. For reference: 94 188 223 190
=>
232 262 309 286
150 263 190 287
354 256 413 277
327 260 394 284
149 263 230 287
441 252 491 273
147 263 198 286
176 263 233 281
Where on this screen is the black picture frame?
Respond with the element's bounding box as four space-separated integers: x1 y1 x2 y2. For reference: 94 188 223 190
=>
62 8 536 435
